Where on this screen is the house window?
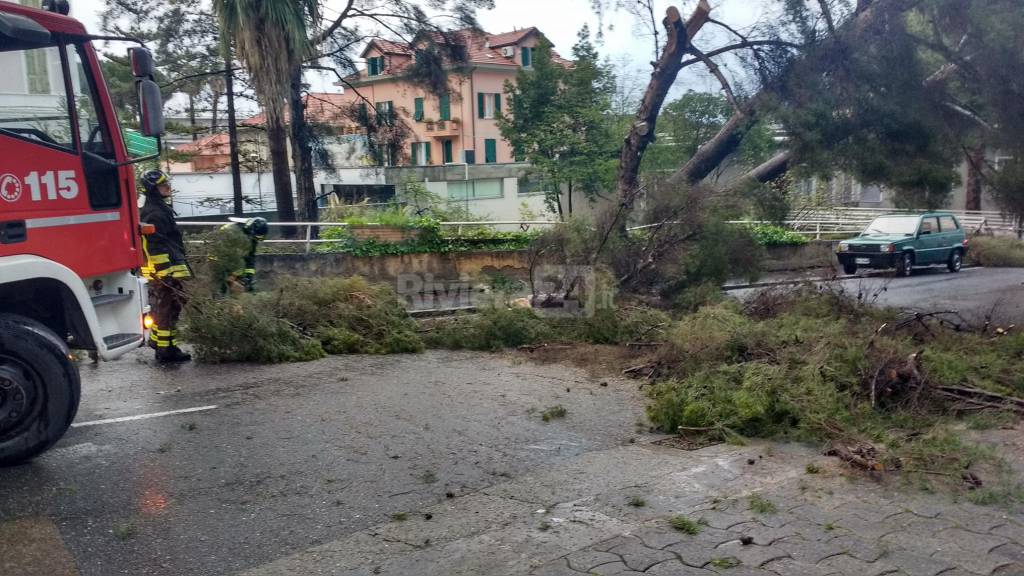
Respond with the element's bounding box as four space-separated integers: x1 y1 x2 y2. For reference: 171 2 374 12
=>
484 139 497 163
521 46 532 68
25 47 51 94
411 141 432 166
375 101 393 124
477 93 501 119
414 97 424 122
518 175 549 195
367 56 385 76
439 94 451 121
442 139 453 164
448 179 503 200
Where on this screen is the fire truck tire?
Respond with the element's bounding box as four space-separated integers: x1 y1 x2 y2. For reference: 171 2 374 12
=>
0 314 81 466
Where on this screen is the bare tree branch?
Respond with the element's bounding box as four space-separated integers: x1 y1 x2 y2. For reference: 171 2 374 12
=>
313 0 355 46
688 47 739 112
817 0 836 33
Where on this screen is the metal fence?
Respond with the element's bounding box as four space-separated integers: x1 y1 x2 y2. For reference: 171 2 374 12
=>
177 220 560 253
177 207 1021 253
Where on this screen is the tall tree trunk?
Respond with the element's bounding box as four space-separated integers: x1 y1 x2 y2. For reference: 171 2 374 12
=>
288 65 318 226
617 0 712 207
225 55 244 217
567 181 573 216
188 93 197 141
267 120 297 236
210 90 221 136
965 145 985 211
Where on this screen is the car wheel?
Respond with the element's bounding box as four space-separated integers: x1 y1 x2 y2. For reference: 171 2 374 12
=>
842 263 857 275
947 250 963 273
0 314 81 466
896 252 914 277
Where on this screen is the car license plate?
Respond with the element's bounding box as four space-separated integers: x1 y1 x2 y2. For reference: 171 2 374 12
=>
855 258 870 264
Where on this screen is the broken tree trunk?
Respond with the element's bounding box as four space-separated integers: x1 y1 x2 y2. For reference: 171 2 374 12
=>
617 0 712 208
667 0 926 190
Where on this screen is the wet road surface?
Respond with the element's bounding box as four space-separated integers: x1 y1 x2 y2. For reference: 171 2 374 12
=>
729 266 1024 325
0 350 646 576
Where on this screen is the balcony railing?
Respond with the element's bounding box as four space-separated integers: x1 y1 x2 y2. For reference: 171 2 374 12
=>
424 119 460 137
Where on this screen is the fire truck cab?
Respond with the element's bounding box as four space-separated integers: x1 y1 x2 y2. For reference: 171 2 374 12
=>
0 0 164 464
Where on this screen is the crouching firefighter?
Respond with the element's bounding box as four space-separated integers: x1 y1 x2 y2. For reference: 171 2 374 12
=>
140 170 193 363
221 217 268 292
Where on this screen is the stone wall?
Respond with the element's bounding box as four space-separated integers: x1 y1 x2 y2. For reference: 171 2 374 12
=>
763 241 839 272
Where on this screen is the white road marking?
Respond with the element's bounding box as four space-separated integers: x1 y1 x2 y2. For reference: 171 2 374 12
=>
71 405 218 428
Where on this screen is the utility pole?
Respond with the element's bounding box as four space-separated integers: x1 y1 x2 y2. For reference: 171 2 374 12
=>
225 50 244 216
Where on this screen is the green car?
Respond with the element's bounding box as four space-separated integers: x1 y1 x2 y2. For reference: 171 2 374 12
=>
836 212 968 277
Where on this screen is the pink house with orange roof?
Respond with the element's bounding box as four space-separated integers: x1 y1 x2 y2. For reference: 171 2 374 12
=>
337 27 569 168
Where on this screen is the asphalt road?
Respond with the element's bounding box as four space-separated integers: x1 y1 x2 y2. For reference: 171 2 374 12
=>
729 266 1024 325
0 351 646 576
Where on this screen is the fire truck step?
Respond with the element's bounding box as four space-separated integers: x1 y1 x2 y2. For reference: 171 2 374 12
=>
91 293 134 307
103 333 143 350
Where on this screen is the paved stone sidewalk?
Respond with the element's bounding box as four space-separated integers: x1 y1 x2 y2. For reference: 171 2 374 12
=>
530 478 1024 576
243 440 1024 576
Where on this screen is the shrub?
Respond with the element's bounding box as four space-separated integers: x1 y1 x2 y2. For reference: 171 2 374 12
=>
668 516 701 535
423 307 557 351
749 224 809 246
965 236 1024 267
182 276 423 362
570 306 672 345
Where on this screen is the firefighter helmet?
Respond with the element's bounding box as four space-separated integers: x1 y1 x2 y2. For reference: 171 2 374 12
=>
244 217 269 238
140 169 169 194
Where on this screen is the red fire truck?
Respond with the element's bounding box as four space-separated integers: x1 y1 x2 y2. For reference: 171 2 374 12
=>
0 0 165 464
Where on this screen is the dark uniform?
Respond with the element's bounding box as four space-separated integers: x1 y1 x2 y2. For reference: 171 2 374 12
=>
139 170 192 363
221 217 267 293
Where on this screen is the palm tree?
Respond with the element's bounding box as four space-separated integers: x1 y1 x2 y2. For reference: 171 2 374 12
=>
213 0 319 234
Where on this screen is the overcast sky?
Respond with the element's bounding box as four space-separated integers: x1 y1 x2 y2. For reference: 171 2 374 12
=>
65 0 770 110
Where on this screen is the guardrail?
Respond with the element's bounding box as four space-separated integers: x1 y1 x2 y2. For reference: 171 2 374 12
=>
177 220 560 253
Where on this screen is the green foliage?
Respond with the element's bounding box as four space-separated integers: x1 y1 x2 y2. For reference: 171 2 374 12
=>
183 276 422 362
315 221 537 257
748 494 778 514
499 28 618 215
423 307 556 351
567 306 672 345
181 295 327 363
708 557 740 569
680 222 764 288
627 495 647 507
644 286 1024 498
668 516 702 535
965 236 1024 268
749 224 809 247
540 405 568 422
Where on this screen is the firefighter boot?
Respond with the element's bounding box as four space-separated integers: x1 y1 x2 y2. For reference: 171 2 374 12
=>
156 346 192 364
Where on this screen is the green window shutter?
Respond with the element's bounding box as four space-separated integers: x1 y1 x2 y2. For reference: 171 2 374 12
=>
485 139 497 163
425 142 432 164
439 94 451 121
522 47 531 67
411 142 419 165
386 101 394 124
368 57 378 76
478 93 485 119
494 93 501 116
414 98 424 122
443 140 453 164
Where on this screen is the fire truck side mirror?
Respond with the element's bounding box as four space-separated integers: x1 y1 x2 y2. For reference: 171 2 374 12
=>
137 79 165 137
128 47 155 78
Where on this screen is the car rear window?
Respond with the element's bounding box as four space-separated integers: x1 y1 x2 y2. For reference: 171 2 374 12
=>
939 215 958 232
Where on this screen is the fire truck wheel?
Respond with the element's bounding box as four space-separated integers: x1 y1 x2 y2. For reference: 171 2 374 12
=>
0 314 81 466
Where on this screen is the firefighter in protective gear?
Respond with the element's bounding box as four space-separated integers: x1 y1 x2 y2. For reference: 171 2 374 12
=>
140 169 193 363
221 217 268 292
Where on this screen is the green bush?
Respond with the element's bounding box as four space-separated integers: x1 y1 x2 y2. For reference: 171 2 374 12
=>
183 276 423 362
749 224 809 247
423 307 557 351
315 219 536 256
965 236 1024 267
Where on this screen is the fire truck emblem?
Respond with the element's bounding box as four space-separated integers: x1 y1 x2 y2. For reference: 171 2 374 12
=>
0 173 22 203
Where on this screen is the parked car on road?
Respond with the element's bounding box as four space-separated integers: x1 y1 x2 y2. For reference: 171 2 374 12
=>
836 212 968 276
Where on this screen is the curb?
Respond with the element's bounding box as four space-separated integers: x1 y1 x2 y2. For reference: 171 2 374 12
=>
722 265 981 292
